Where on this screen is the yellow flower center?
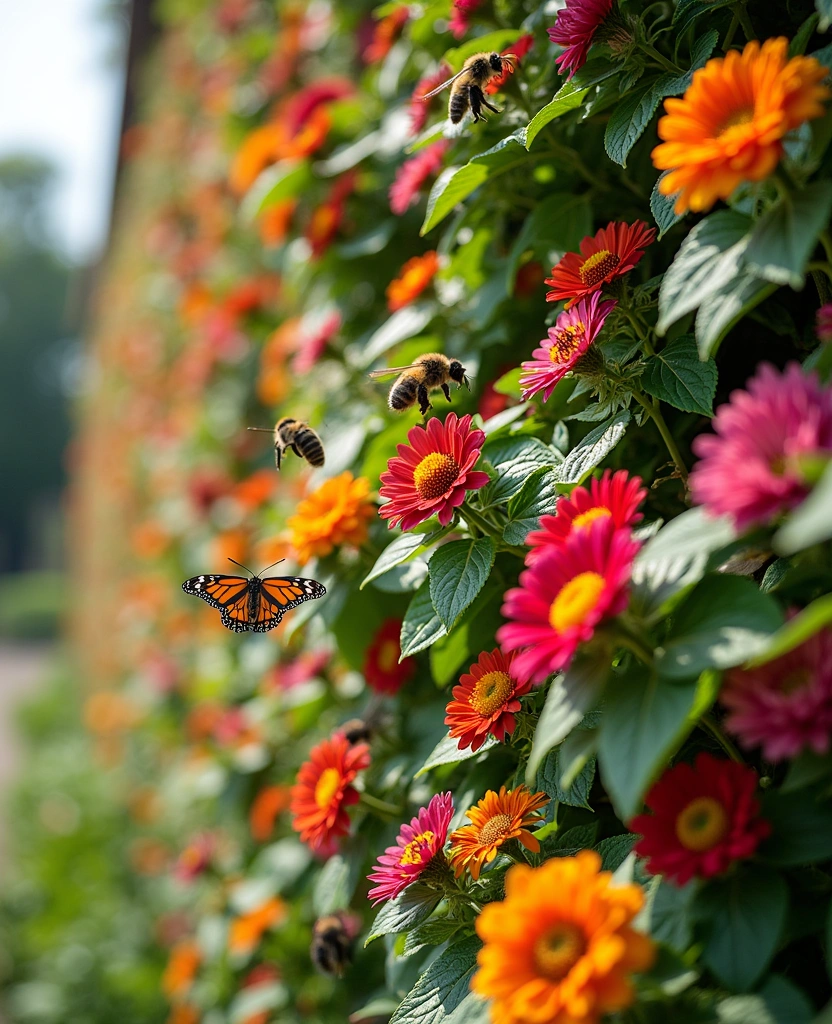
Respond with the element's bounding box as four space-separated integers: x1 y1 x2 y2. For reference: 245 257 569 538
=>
477 812 514 846
717 106 755 137
675 796 729 852
377 639 399 673
400 830 435 866
781 667 812 695
413 452 460 500
532 922 587 981
548 322 586 365
469 671 514 717
571 506 612 530
549 572 606 633
579 249 620 287
314 767 342 809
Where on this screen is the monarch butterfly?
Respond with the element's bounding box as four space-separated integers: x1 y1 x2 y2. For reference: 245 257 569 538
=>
182 559 326 633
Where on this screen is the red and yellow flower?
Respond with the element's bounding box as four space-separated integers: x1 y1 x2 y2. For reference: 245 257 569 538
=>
448 786 548 880
363 618 416 695
445 648 532 752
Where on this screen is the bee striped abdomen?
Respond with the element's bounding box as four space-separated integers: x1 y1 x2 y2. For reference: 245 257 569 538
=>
389 375 419 410
449 85 470 124
295 427 325 467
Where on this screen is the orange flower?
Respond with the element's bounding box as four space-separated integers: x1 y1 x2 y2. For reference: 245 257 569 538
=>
386 251 440 311
448 786 548 880
282 105 331 159
364 6 409 63
233 469 276 511
212 528 250 569
230 124 283 195
257 320 298 406
166 1005 199 1024
162 940 201 998
250 784 292 842
84 691 140 734
228 897 287 957
445 648 532 752
287 471 375 564
473 852 655 1024
259 198 297 247
653 37 830 214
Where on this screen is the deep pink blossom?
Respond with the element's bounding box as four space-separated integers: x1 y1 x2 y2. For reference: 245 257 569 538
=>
817 303 832 342
449 0 481 39
367 793 453 904
548 0 614 79
389 141 449 215
410 64 452 135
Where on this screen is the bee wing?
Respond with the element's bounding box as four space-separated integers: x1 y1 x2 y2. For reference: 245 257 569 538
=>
420 68 470 99
367 364 421 380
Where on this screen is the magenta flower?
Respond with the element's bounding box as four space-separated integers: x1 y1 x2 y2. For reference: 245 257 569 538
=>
519 293 616 403
293 309 341 374
722 627 832 762
449 0 481 39
389 141 449 216
817 303 832 343
690 363 832 531
548 0 615 79
410 64 452 135
367 792 454 904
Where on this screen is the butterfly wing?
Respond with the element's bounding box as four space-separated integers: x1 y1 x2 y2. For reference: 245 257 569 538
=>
182 574 253 633
253 576 327 632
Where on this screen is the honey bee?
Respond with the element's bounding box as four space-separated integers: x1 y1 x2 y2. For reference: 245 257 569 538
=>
369 353 470 416
248 417 325 470
420 52 516 124
310 913 356 977
339 718 372 746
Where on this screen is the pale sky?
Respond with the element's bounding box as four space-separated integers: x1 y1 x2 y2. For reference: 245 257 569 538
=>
0 0 128 261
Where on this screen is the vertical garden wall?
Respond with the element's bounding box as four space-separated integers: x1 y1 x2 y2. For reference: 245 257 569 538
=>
7 0 832 1022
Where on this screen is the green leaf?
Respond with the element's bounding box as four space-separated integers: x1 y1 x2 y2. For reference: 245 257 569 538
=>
746 593 832 665
694 272 776 360
365 884 443 947
559 727 598 792
658 576 783 680
774 461 832 554
389 936 481 1024
657 210 752 336
429 538 495 631
429 583 504 686
525 60 620 149
651 172 683 238
640 335 717 415
782 750 832 793
717 975 814 1024
644 878 696 952
402 918 464 958
362 303 436 365
555 410 631 485
540 822 599 858
696 866 788 992
760 789 832 866
525 654 609 785
595 835 637 872
745 181 832 289
506 193 592 294
480 436 559 507
244 159 311 217
415 733 499 778
362 533 433 590
537 747 596 810
598 665 719 820
503 468 559 545
818 0 832 32
314 853 361 915
401 580 447 658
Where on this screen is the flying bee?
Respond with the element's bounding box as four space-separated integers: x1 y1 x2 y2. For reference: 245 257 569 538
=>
420 52 516 124
338 718 372 746
310 913 358 978
369 353 470 416
248 417 325 471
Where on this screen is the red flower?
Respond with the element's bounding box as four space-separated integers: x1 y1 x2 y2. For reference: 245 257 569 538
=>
363 619 416 695
306 172 356 259
379 412 491 531
548 0 614 79
485 36 535 94
631 753 771 886
389 141 449 216
290 734 371 856
281 78 353 137
545 221 656 309
363 6 409 63
386 251 440 311
450 0 481 39
445 648 532 752
410 64 452 135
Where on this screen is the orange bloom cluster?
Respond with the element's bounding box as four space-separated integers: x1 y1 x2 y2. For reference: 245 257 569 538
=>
228 897 287 957
449 786 548 880
386 251 440 311
287 471 374 564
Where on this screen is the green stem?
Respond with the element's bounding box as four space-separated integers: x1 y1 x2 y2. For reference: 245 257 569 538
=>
733 1 756 41
722 9 740 50
700 715 744 764
639 42 684 75
613 627 654 666
461 502 501 539
808 261 832 284
359 792 402 817
633 391 689 484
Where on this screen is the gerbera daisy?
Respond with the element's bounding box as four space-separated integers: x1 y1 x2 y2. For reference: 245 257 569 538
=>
445 648 532 752
818 303 832 343
367 792 454 904
631 753 770 886
722 627 832 762
386 251 440 311
228 897 287 957
379 412 491 531
545 221 656 308
287 471 375 564
449 786 548 880
526 470 646 562
498 518 640 683
363 618 416 695
410 64 452 135
449 0 481 39
520 293 617 403
689 362 832 531
249 784 291 842
653 38 830 214
473 851 654 1024
290 733 371 855
389 141 449 216
548 0 614 80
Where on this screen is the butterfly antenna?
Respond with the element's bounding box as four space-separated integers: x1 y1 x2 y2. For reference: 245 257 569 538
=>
228 557 257 577
258 558 286 577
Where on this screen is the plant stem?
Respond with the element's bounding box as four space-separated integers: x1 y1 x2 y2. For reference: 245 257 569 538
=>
359 792 402 817
700 715 745 764
615 631 654 665
722 9 740 50
639 42 684 75
733 2 756 41
633 391 689 483
461 502 501 539
808 261 832 285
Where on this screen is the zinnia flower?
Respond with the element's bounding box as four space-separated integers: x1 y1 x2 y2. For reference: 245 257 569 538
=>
548 0 614 79
379 412 491 531
689 362 832 531
163 940 201 998
473 851 654 1024
449 0 481 39
228 897 287 957
653 38 830 214
363 618 416 695
631 752 770 886
410 64 452 135
287 471 375 564
293 308 341 374
386 251 440 311
389 141 449 216
250 785 291 842
448 786 548 880
367 792 453 904
445 648 532 752
363 5 409 63
519 294 616 403
545 221 655 308
818 303 832 343
722 627 832 761
526 470 646 562
290 733 371 855
498 518 639 683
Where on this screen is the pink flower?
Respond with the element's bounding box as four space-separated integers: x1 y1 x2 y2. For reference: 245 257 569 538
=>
175 834 215 883
379 412 491 531
690 362 832 531
548 0 614 79
526 470 646 561
293 309 341 374
498 518 639 683
722 627 832 761
817 303 832 342
410 64 452 135
519 293 616 402
367 792 453 904
449 0 481 39
389 141 449 216
269 650 330 690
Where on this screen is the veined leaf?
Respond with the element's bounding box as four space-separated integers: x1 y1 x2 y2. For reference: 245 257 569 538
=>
525 60 620 149
365 884 443 946
744 181 832 289
401 580 447 658
429 537 496 631
389 937 482 1024
555 410 630 485
503 467 559 545
640 335 718 415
